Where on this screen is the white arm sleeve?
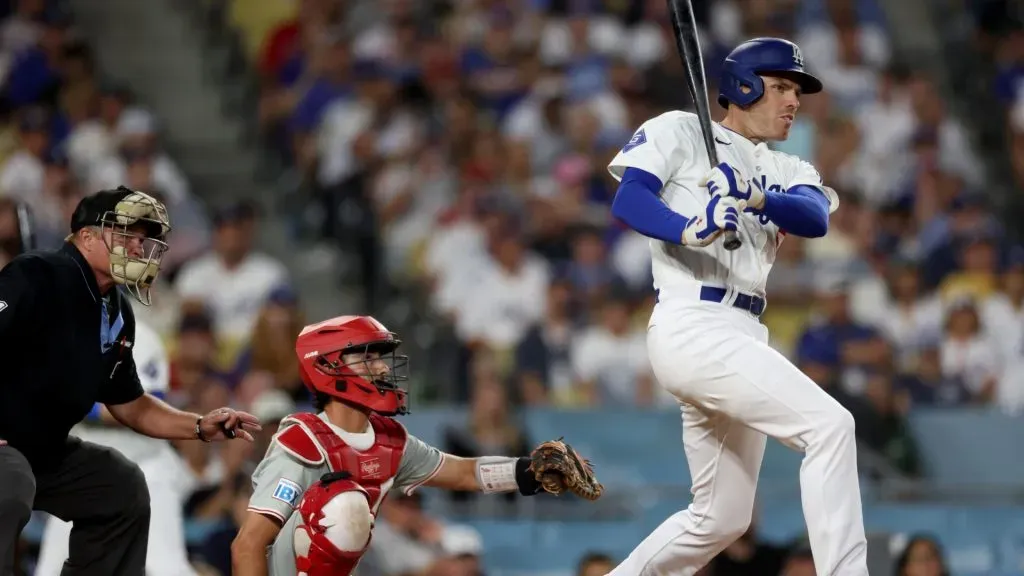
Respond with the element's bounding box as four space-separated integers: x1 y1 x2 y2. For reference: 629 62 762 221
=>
607 111 695 184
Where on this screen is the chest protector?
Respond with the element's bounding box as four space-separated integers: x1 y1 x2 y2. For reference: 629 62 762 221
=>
275 412 407 576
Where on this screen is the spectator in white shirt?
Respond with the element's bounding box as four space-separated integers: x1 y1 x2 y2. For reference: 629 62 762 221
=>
570 289 666 407
64 83 131 183
853 64 915 206
424 189 494 319
940 296 999 404
174 201 289 367
982 250 1024 413
811 14 880 115
981 249 1024 339
88 107 191 207
797 0 890 74
87 106 210 268
907 75 984 188
874 260 944 371
0 0 45 55
453 220 549 353
316 58 421 189
0 106 49 205
502 76 570 176
537 1 624 67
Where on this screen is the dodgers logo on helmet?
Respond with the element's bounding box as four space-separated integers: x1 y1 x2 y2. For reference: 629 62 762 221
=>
717 37 823 109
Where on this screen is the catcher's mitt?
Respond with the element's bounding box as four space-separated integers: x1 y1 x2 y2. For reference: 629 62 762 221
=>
529 438 603 501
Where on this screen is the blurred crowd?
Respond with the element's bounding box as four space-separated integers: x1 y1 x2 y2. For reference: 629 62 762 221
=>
3 0 1021 573
259 0 1022 484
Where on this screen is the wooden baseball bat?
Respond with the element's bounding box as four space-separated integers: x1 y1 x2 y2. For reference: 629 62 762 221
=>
665 0 742 250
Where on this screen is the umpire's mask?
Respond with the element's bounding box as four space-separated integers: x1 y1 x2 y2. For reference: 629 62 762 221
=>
72 186 171 306
103 189 170 306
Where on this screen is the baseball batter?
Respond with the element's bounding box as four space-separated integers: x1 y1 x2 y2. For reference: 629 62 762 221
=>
231 315 602 576
605 38 868 575
35 320 197 576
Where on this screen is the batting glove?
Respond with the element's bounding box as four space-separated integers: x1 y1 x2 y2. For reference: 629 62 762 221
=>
698 162 764 210
681 195 746 247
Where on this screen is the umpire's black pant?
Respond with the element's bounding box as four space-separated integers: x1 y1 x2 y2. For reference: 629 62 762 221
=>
0 437 150 576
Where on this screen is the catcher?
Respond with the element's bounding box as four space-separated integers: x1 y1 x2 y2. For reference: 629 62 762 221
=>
231 315 602 576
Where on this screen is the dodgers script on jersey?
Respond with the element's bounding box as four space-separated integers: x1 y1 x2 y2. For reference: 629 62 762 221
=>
608 110 838 297
247 413 443 575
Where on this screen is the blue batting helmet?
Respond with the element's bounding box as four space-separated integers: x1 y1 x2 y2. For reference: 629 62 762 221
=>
717 37 823 109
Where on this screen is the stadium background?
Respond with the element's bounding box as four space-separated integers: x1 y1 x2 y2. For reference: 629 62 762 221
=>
3 0 1024 574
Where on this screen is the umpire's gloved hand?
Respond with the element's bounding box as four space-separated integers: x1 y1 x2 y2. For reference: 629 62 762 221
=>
681 195 746 247
699 162 764 210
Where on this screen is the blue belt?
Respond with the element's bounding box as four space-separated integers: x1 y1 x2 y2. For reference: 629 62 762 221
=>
655 286 767 317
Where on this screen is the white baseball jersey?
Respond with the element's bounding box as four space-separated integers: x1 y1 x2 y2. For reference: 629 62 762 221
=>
73 320 171 463
608 110 838 298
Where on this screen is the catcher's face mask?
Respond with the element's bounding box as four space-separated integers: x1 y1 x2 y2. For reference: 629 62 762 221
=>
99 191 170 306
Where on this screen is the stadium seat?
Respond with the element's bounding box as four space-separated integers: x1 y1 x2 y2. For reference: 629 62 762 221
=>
399 407 465 448
908 408 1024 488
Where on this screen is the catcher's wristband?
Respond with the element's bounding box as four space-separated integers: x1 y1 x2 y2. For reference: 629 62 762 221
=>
475 457 542 496
515 457 543 496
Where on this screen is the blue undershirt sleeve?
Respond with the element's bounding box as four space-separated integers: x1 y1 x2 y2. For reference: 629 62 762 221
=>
760 184 830 238
611 167 690 244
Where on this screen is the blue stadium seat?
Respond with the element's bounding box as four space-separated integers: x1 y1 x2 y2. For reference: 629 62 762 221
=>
399 407 465 447
468 520 643 572
908 408 1024 487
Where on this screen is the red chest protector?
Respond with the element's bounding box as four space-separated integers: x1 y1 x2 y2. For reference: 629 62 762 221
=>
275 412 407 576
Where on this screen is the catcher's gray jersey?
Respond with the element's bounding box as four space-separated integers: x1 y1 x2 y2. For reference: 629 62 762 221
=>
246 412 443 575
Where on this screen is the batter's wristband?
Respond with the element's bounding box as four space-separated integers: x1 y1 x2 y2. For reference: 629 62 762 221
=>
515 457 543 496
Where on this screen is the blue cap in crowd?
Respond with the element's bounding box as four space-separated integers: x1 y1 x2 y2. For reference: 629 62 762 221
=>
212 200 258 226
267 284 299 307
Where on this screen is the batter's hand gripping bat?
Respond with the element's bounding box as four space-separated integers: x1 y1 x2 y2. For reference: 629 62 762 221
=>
666 0 742 251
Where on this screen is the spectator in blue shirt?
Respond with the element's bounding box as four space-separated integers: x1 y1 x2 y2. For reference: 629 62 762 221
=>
5 9 69 107
289 29 353 136
797 280 891 394
561 224 625 310
896 343 971 408
461 7 528 120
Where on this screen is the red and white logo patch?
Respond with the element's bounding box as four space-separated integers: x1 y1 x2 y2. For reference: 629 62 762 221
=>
360 457 382 479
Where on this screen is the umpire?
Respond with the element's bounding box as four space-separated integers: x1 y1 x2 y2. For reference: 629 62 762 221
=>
0 186 261 576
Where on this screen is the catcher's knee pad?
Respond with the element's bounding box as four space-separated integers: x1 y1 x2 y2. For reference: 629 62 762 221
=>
294 474 373 576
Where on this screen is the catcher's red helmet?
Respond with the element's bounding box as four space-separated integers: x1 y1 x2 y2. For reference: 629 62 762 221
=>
295 315 409 416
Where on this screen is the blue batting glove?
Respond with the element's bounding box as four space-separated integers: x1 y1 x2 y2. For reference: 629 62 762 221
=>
699 162 764 209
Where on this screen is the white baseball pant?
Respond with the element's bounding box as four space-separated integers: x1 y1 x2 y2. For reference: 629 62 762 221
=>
609 295 868 576
35 454 197 576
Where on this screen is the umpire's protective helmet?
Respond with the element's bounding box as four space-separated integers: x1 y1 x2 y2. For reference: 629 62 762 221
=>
717 37 823 109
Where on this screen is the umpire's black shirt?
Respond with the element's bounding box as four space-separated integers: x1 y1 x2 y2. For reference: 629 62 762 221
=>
0 242 143 472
